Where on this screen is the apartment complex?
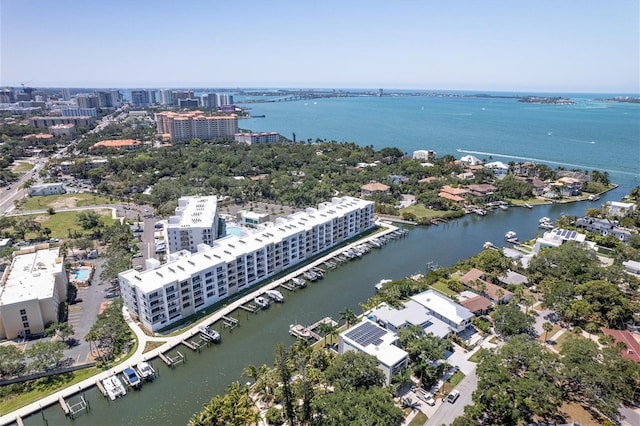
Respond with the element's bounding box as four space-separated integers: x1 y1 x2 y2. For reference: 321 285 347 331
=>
30 116 94 129
0 246 68 339
166 196 223 254
234 132 280 145
119 197 375 332
154 111 238 142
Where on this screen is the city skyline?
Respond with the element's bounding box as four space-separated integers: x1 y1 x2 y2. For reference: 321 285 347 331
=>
1 0 639 93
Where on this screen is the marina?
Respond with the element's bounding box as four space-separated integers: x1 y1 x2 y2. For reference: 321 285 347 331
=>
136 361 156 381
122 368 142 390
100 375 127 400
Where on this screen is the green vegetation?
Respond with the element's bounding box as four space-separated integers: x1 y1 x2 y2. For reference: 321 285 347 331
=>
20 193 111 210
430 280 458 297
447 370 465 388
12 161 34 174
408 412 428 426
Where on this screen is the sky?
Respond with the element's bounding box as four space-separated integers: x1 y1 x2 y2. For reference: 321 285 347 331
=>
1 0 639 93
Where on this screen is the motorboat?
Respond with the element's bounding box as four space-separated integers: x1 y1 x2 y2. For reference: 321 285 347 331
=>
136 361 156 381
102 374 127 400
265 289 284 303
292 277 306 288
504 231 517 240
254 296 270 309
199 325 221 342
122 367 142 389
539 217 551 224
539 221 554 230
289 324 311 339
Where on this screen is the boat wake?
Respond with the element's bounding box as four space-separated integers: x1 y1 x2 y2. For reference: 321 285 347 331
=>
456 149 636 177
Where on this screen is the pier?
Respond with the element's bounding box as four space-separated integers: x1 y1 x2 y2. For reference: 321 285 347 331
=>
161 351 186 368
181 339 197 350
62 395 89 418
95 379 106 396
279 282 296 291
239 303 257 313
222 315 239 329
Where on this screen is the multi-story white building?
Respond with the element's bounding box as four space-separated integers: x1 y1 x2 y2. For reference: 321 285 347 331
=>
120 197 374 332
62 107 97 117
0 246 68 339
166 196 222 254
338 319 409 385
154 111 238 142
159 89 173 106
234 132 280 145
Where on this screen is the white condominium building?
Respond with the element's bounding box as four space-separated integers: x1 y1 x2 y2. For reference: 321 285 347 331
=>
119 197 374 332
166 196 222 254
0 246 68 339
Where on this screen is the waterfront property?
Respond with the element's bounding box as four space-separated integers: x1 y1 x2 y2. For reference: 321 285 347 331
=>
0 245 68 339
368 300 451 338
576 217 632 242
338 318 409 385
119 197 375 332
410 290 473 333
154 111 238 142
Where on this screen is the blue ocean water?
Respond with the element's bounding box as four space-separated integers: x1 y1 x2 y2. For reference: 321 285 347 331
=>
241 94 640 192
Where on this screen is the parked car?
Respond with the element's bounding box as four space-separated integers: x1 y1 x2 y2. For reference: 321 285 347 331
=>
70 298 83 304
446 389 460 404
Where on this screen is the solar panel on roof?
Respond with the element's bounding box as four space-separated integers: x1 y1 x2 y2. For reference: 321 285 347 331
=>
345 321 386 347
570 231 576 239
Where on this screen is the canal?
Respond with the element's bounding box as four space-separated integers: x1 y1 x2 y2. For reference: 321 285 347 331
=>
22 189 626 426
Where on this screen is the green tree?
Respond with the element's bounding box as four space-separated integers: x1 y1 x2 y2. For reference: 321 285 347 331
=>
311 386 403 426
188 381 259 426
0 345 25 378
76 210 101 230
325 351 385 392
26 340 66 372
45 322 75 344
542 321 553 342
491 302 534 338
339 307 358 328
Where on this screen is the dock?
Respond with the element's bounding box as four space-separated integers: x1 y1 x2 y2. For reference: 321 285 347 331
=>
65 395 89 418
239 303 257 313
95 379 106 396
59 396 69 415
162 351 185 367
15 416 23 426
279 282 296 291
222 315 239 329
158 352 173 366
181 339 197 350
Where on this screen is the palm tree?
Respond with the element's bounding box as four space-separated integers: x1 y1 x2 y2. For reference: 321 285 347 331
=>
542 321 553 342
339 307 358 328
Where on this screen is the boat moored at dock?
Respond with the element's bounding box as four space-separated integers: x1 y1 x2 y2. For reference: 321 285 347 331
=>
265 289 284 302
199 325 221 342
122 367 142 390
136 361 156 381
102 375 127 400
289 324 312 339
254 296 270 309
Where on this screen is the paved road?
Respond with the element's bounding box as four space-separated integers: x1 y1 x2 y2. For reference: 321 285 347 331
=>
425 367 478 426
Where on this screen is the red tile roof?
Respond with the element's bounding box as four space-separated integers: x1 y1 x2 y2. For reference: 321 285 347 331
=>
602 328 640 363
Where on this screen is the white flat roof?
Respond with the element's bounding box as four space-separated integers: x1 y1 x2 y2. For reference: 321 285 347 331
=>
341 319 407 367
1 248 62 305
411 290 473 325
168 196 218 228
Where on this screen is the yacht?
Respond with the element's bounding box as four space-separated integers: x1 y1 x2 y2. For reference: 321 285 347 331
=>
136 361 156 381
504 231 517 240
539 217 551 224
289 324 311 339
265 289 284 303
102 375 127 400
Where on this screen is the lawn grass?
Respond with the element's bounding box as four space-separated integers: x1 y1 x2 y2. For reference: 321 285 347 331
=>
12 161 34 174
21 193 112 210
399 204 445 220
430 281 458 298
468 348 487 363
0 367 101 414
142 341 166 354
538 324 562 343
19 210 115 239
553 330 584 350
408 412 428 426
447 370 465 388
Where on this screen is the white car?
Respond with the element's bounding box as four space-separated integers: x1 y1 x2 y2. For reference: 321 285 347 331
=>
446 389 460 404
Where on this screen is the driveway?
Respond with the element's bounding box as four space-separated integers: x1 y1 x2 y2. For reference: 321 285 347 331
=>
425 367 478 426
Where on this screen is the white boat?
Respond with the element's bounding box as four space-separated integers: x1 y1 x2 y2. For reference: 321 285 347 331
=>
292 277 306 288
539 221 554 230
122 367 142 389
375 279 392 292
199 325 221 342
102 375 127 400
265 289 284 303
539 217 551 224
588 194 600 201
504 231 517 240
254 296 270 309
289 324 311 339
136 361 156 381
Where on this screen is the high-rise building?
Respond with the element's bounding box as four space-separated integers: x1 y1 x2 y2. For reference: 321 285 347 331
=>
76 94 99 109
217 93 234 106
95 90 121 108
131 90 150 106
159 89 173 105
119 196 375 331
61 88 71 101
166 196 223 254
62 107 97 117
154 111 238 141
201 93 218 109
178 98 199 108
146 89 157 104
172 90 194 106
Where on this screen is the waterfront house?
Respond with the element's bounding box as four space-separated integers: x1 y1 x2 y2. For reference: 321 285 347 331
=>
484 161 509 179
498 270 530 287
512 162 538 178
412 149 436 161
607 201 637 218
532 228 594 254
369 300 451 338
459 155 481 166
467 184 497 200
439 185 469 205
410 289 474 333
338 319 409 385
575 217 631 242
457 291 493 315
552 177 582 197
459 268 514 304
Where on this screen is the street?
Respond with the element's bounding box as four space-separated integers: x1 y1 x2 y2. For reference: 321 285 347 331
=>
425 367 478 426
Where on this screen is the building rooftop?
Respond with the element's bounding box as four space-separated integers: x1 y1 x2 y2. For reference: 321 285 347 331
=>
410 289 473 325
0 247 63 305
361 182 390 192
92 139 141 149
602 328 640 363
342 319 407 367
168 196 218 229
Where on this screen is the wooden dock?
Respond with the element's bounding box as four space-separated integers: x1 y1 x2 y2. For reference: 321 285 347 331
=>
279 282 296 291
66 395 89 418
159 352 173 366
95 379 106 396
222 315 239 329
59 395 70 415
239 303 256 313
15 416 24 426
181 339 196 350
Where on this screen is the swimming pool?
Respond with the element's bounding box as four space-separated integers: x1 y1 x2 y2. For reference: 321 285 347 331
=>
74 268 90 281
226 226 245 237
